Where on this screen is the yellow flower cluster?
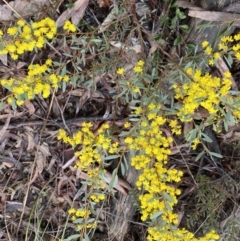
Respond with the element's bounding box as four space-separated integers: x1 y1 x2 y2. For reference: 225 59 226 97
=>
58 123 121 232
58 122 119 188
0 59 70 106
191 138 200 150
173 68 232 122
133 60 144 73
58 123 119 170
169 119 181 135
68 207 97 230
147 227 219 241
90 193 105 203
117 67 125 75
125 103 219 241
125 104 181 221
228 94 240 118
202 33 240 64
0 17 57 60
63 20 77 32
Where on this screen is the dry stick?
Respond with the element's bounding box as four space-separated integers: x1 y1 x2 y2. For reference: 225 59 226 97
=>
2 0 62 56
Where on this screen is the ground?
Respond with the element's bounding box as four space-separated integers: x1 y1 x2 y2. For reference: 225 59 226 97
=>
1 0 240 241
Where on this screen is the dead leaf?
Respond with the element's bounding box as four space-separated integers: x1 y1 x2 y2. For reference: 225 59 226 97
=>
57 175 76 195
69 88 85 97
170 144 190 155
1 161 13 168
177 0 204 11
35 151 46 174
0 4 12 20
224 2 240 12
160 128 174 148
188 10 240 27
70 88 103 98
0 0 50 20
16 61 26 69
97 0 110 7
183 121 193 137
0 65 12 79
51 192 65 204
71 3 88 26
46 155 58 173
76 88 91 114
39 143 51 157
5 201 24 212
56 0 89 27
110 41 141 53
0 114 11 142
0 54 7 66
24 100 35 115
99 5 118 33
177 211 185 227
104 171 131 195
26 131 35 151
97 0 105 8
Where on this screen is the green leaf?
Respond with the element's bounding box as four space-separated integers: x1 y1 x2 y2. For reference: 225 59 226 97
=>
209 151 223 159
73 218 84 224
11 98 17 110
62 81 66 92
63 52 73 57
184 61 193 70
86 218 95 223
196 23 214 30
120 162 125 175
223 118 228 132
180 25 189 32
53 61 61 66
186 129 197 142
151 210 164 220
195 151 204 161
171 16 178 28
119 131 130 137
109 168 118 189
163 192 174 203
173 36 181 45
194 44 198 55
83 234 90 241
91 39 102 44
224 53 233 67
104 155 119 161
178 11 186 19
123 154 129 170
129 118 139 121
63 234 81 241
201 133 213 143
171 1 177 8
